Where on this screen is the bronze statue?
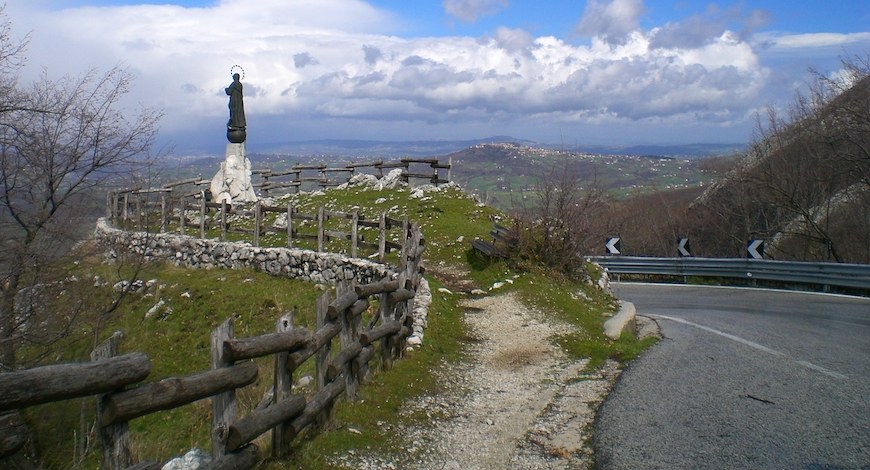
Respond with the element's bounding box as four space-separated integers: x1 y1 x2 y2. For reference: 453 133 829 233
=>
226 72 246 143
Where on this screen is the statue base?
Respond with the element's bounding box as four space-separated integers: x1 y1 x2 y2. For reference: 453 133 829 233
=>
210 142 258 204
227 127 246 144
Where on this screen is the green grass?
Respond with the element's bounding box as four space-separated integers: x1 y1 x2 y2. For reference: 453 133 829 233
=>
24 263 323 468
462 255 649 371
22 183 656 469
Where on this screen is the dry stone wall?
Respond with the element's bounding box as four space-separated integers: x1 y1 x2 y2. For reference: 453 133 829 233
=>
94 218 394 285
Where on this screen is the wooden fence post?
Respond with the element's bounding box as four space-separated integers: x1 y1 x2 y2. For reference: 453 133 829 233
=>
199 191 207 239
350 211 359 258
111 192 119 223
211 318 235 458
379 288 395 370
179 198 186 235
91 331 133 470
317 206 325 252
135 193 142 229
336 281 359 400
399 216 410 271
378 212 387 263
160 193 167 233
220 201 228 242
314 291 332 428
253 200 261 247
286 202 294 248
272 311 295 458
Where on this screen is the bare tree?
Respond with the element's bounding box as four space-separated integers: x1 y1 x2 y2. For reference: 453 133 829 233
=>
512 154 608 274
0 14 162 370
742 56 869 262
685 53 870 262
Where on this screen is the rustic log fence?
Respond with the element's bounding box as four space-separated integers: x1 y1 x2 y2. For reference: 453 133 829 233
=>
105 158 450 261
0 222 426 469
253 157 452 197
109 158 451 211
106 190 408 263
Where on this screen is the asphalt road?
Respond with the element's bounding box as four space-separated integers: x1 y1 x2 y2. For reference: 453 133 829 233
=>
594 283 870 470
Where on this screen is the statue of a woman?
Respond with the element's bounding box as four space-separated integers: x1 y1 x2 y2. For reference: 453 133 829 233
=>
226 73 246 143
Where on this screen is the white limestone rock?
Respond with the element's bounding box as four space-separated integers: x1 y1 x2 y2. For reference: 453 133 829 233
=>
162 448 212 470
376 169 406 190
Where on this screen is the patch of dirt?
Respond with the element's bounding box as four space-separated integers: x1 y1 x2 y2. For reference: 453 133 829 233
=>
331 292 621 469
425 262 479 293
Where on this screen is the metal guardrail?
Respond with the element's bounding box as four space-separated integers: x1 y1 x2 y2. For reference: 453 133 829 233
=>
586 256 870 290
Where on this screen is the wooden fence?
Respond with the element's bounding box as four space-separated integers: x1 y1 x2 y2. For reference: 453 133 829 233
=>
0 223 426 469
110 158 451 209
252 158 452 197
106 157 450 260
107 192 408 263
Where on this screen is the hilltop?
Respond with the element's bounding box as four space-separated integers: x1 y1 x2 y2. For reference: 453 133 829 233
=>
162 140 721 211
444 142 717 208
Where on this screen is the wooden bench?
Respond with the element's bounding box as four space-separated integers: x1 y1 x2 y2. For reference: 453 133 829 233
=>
471 239 505 258
471 223 517 258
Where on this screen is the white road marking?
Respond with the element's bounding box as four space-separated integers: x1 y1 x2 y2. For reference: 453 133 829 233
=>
652 314 848 380
795 360 848 380
619 281 870 302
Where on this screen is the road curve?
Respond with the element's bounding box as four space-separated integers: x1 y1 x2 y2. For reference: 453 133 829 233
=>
595 283 870 469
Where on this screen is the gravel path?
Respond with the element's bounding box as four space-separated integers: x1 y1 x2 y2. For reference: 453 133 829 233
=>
332 292 621 469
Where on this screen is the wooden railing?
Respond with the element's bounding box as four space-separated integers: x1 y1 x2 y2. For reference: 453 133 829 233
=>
106 193 408 262
252 158 452 196
0 223 426 469
106 158 450 260
109 158 451 209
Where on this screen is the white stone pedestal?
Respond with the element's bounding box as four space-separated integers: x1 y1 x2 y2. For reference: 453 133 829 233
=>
210 142 257 204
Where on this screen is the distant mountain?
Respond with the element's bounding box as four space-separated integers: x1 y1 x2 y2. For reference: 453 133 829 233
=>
441 142 716 208
255 136 535 158
252 137 742 159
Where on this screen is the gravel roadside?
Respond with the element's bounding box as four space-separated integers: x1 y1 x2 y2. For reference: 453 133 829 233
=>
331 291 622 469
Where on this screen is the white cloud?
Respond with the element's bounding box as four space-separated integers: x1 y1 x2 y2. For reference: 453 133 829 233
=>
769 32 870 49
443 0 509 23
9 0 851 147
575 0 644 45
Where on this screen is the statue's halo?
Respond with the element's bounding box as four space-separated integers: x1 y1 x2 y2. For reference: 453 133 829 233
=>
230 65 245 80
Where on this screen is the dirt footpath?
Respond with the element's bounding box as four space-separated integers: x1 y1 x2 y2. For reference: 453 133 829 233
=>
333 292 621 469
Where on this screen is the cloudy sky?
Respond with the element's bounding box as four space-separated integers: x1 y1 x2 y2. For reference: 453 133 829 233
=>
6 0 870 153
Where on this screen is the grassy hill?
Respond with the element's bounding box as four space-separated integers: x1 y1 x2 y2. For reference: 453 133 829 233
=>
445 142 717 208
22 182 653 469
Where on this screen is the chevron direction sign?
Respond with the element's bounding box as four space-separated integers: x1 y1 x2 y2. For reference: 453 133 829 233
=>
605 237 621 255
747 239 765 259
677 238 692 257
